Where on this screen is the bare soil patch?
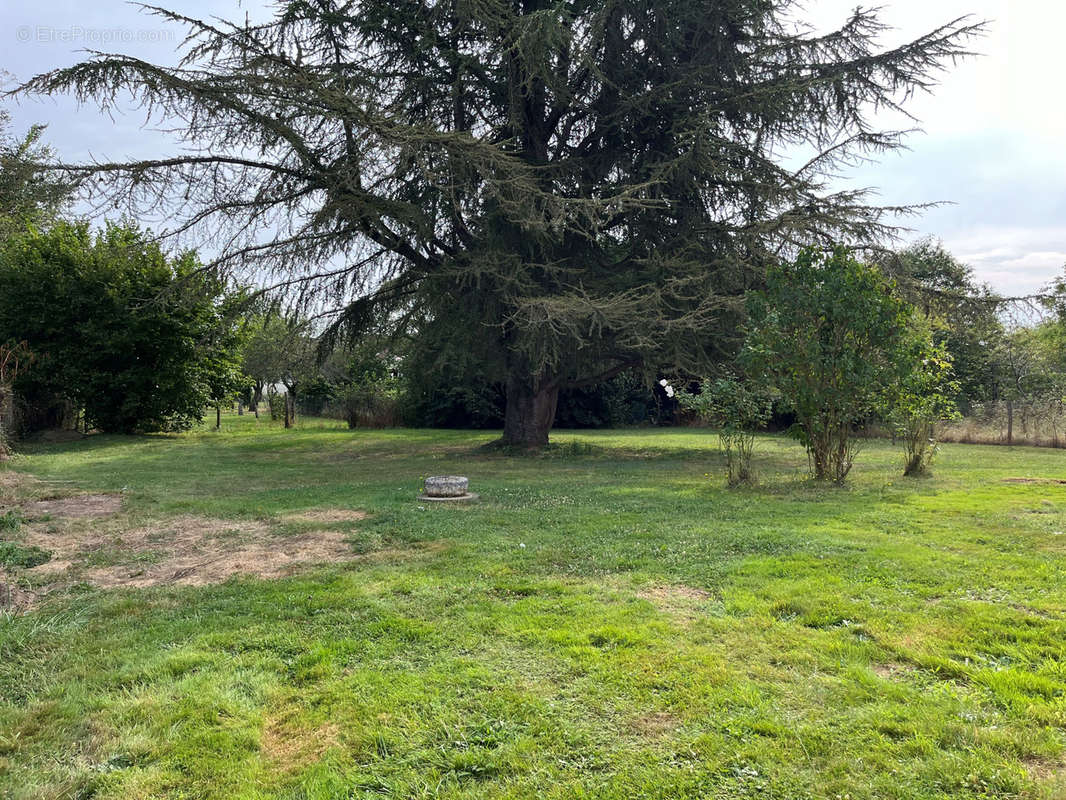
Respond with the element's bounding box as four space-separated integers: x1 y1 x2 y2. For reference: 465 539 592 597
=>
871 662 916 680
0 569 38 612
280 509 368 524
24 493 122 519
1024 755 1064 784
23 515 361 589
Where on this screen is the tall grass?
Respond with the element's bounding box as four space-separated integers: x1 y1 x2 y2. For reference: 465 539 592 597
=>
940 400 1066 447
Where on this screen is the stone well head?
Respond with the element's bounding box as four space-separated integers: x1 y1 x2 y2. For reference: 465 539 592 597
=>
422 475 469 498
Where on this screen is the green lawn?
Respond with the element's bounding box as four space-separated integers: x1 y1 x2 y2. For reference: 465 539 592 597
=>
1 417 1065 799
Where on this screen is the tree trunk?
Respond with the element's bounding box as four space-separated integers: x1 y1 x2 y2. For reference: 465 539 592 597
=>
215 405 222 430
1006 399 1013 445
252 383 263 419
500 374 558 448
284 390 295 429
237 398 244 416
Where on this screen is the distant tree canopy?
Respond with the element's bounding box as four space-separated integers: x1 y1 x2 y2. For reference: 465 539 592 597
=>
19 1 981 445
877 238 1003 407
0 221 240 434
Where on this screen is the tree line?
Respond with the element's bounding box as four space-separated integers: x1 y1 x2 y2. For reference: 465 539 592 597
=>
3 0 1064 474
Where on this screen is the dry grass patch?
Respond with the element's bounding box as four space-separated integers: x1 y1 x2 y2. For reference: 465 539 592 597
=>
280 509 368 524
23 493 123 519
0 569 38 613
871 662 917 680
22 515 362 589
629 711 680 739
261 714 342 773
636 583 714 620
1025 755 1065 787
0 469 40 506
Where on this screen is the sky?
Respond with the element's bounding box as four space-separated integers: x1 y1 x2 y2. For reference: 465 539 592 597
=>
1 0 1063 296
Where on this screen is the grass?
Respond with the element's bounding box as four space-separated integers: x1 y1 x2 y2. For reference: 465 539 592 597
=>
1 416 1065 799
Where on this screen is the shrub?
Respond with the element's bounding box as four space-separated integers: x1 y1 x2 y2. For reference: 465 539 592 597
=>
744 247 915 484
677 375 772 486
340 383 402 428
0 221 242 433
889 327 960 476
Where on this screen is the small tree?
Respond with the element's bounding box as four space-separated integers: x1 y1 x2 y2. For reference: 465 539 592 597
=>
889 325 960 476
203 349 247 431
744 247 913 483
319 342 402 429
677 375 772 486
240 314 316 426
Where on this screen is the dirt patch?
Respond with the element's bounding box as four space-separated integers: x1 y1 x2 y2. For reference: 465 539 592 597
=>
630 711 679 739
1002 477 1066 485
22 515 364 590
638 584 712 603
280 509 368 524
261 717 341 773
1024 755 1064 783
24 493 122 519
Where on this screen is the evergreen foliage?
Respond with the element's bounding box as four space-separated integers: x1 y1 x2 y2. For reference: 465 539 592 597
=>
17 1 982 445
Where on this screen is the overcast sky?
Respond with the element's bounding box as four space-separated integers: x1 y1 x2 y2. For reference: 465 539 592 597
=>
2 0 1062 296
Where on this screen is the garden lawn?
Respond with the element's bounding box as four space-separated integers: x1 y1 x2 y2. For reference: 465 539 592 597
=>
1 417 1065 799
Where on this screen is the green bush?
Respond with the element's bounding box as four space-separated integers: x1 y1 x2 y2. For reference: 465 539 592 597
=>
0 221 241 434
745 247 931 483
677 375 772 485
888 322 960 476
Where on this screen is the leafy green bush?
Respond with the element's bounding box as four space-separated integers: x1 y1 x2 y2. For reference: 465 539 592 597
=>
677 375 772 486
744 247 916 484
889 323 960 476
0 221 242 434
